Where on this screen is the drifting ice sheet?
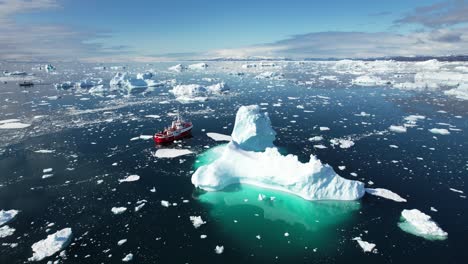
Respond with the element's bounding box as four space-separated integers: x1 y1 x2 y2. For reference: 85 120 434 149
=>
365 188 407 202
206 132 232 142
29 228 72 261
398 209 447 240
192 105 365 201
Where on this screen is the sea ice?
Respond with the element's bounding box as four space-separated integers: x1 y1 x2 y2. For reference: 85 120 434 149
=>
188 63 208 70
118 175 140 183
122 253 133 262
168 64 188 72
429 128 450 135
154 149 193 158
29 228 72 261
214 245 224 254
206 132 232 142
0 122 31 129
398 209 447 240
0 225 15 238
330 138 355 149
192 105 365 201
389 125 407 133
352 75 388 86
170 82 229 101
111 207 127 214
353 237 377 253
365 188 407 202
0 209 19 226
189 216 206 228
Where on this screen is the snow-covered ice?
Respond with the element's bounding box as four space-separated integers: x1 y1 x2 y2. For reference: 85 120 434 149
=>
122 253 133 262
29 228 72 261
0 225 15 238
398 209 447 240
352 237 377 253
365 188 407 202
444 84 468 100
192 105 365 201
188 63 208 70
154 149 193 158
214 245 224 254
389 125 407 133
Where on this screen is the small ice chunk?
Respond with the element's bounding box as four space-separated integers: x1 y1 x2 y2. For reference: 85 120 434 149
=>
111 207 127 215
319 127 330 131
0 122 31 129
122 253 133 262
398 209 447 240
353 237 377 253
43 168 53 173
189 216 206 228
338 166 346 171
0 225 15 238
29 228 72 261
34 150 55 154
161 200 170 207
365 188 407 202
118 175 140 183
308 136 323 142
214 245 224 254
117 239 127 246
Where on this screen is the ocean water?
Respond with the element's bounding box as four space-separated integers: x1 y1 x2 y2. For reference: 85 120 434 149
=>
0 61 467 263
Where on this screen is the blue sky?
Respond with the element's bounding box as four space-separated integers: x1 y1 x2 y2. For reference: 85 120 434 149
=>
1 0 468 61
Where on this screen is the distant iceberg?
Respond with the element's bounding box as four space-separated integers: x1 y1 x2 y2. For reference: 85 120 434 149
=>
170 82 229 102
191 105 365 201
168 64 188 72
188 62 208 70
110 72 164 92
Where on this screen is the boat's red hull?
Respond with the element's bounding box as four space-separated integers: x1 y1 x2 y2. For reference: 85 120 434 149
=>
153 128 192 144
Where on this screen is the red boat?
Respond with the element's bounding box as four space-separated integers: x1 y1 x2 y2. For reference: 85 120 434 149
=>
154 115 193 144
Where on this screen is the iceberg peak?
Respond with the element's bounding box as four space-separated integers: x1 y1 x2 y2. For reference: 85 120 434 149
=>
231 105 276 152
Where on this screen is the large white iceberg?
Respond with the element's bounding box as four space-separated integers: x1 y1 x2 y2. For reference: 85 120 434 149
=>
29 228 73 261
110 72 163 91
191 105 365 201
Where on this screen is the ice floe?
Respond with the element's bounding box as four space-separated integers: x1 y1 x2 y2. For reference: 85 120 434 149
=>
429 128 450 135
29 228 72 261
352 237 377 253
214 245 224 254
118 175 140 183
170 82 229 102
0 209 19 226
206 132 232 142
122 253 133 262
168 64 188 72
188 63 208 70
389 125 407 133
153 149 193 158
192 105 365 201
365 188 407 202
444 84 468 100
111 207 127 214
0 119 31 129
189 216 206 228
398 209 447 240
0 225 15 238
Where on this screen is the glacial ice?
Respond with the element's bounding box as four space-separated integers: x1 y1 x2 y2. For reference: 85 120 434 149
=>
191 105 365 201
353 237 377 253
214 245 224 254
0 209 19 226
188 63 208 70
168 64 188 72
118 175 140 183
352 75 388 86
0 119 31 129
0 225 15 238
429 128 450 135
389 125 407 133
189 216 206 228
29 228 72 261
398 209 447 240
111 207 127 214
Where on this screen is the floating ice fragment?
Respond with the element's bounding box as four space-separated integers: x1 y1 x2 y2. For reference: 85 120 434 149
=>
111 207 127 215
365 188 407 202
122 253 133 262
0 210 19 226
398 209 447 240
29 228 72 261
353 237 377 253
118 175 140 183
117 239 127 246
389 125 407 133
429 128 450 135
161 200 170 207
214 245 224 254
189 216 206 228
0 225 15 238
34 150 55 154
